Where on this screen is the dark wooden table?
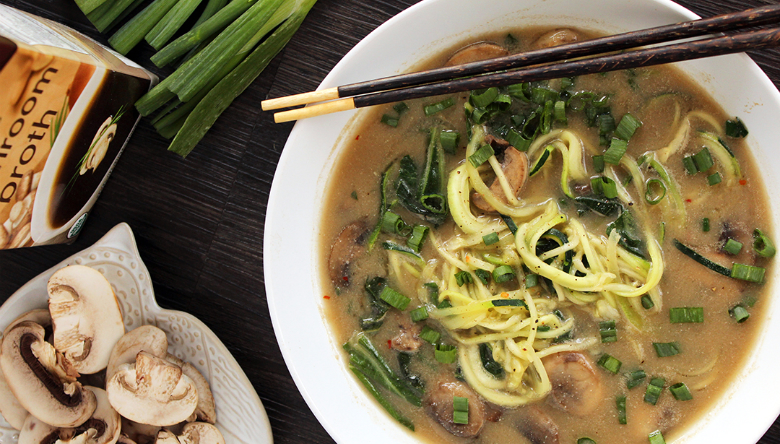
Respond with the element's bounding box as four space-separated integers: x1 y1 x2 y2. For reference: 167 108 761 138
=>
1 0 780 442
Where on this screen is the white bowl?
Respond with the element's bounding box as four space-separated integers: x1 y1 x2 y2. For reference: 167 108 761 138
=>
264 0 780 443
0 224 273 444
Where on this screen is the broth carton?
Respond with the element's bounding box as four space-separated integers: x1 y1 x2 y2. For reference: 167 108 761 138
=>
0 5 155 249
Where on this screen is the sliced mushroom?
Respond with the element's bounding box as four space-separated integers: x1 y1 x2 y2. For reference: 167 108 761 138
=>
180 422 225 444
424 380 486 438
515 406 560 444
445 42 509 66
48 265 125 374
118 435 139 444
0 321 97 427
81 117 117 175
542 351 604 416
390 322 423 353
532 28 582 49
107 351 198 426
181 363 217 424
472 144 529 212
120 417 160 444
328 218 370 287
107 325 169 383
3 308 52 338
154 429 181 444
18 386 121 444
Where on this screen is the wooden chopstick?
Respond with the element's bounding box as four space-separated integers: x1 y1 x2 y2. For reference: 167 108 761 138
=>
264 5 780 123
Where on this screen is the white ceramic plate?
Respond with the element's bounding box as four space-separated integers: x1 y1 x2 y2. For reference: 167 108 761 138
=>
0 223 273 444
265 0 780 443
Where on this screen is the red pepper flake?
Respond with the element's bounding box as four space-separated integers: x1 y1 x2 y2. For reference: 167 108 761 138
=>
342 276 349 282
387 340 392 349
685 199 692 203
739 179 747 185
323 295 331 300
355 135 360 140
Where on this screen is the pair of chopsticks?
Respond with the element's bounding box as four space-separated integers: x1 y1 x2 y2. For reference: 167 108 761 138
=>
262 5 780 123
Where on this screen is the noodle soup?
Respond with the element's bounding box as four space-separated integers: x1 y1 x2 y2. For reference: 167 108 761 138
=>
320 27 774 444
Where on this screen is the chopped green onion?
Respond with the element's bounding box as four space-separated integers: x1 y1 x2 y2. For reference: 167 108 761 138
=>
351 191 358 200
648 430 667 444
725 117 748 138
615 113 642 140
425 282 439 304
475 269 490 285
692 147 714 171
505 129 531 152
617 395 627 424
753 228 776 257
492 265 516 283
483 232 500 246
707 172 722 186
381 114 399 127
394 102 409 114
731 263 765 283
380 287 411 310
626 369 647 389
525 273 538 288
381 211 409 235
440 130 460 154
669 382 693 401
470 87 500 108
673 239 732 277
407 225 429 253
434 344 458 364
468 144 495 167
644 377 665 405
453 396 469 424
702 218 710 232
641 295 655 309
599 320 618 343
593 155 605 173
730 304 750 323
652 342 680 358
604 138 628 164
597 354 622 374
682 155 698 175
644 178 666 205
597 113 616 134
669 307 704 323
424 97 455 116
419 326 441 344
455 271 474 287
554 100 567 123
723 238 743 255
591 176 618 199
410 306 429 322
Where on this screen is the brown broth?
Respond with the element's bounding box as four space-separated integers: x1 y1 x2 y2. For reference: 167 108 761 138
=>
320 27 773 444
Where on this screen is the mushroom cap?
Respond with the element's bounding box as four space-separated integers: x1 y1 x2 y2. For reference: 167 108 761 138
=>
154 429 181 444
180 363 216 424
2 308 51 338
18 386 121 444
107 325 168 383
180 422 225 444
0 321 97 428
48 265 125 374
107 352 198 426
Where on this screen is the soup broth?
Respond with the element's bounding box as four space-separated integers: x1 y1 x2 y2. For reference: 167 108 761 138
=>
320 27 774 444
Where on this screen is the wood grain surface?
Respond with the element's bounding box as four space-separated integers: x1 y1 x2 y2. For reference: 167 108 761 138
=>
1 0 779 443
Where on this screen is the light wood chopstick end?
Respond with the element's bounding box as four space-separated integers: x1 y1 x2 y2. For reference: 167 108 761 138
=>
273 97 356 123
262 87 340 110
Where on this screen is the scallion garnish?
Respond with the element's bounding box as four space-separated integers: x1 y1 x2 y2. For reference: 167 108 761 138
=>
591 176 618 199
652 342 680 358
597 354 622 374
455 271 474 287
410 306 429 322
617 395 627 424
753 228 776 257
420 325 441 344
593 155 605 173
702 218 710 232
692 147 714 171
475 269 491 285
505 129 531 152
468 143 495 167
453 396 469 424
729 304 750 323
725 117 749 138
380 286 411 310
434 343 458 364
424 97 455 116
731 263 765 283
381 114 399 127
682 155 698 175
626 369 647 389
604 138 628 164
554 100 567 123
525 273 538 288
598 113 616 135
641 295 655 309
644 377 665 405
407 225 429 253
470 87 500 108
707 172 722 186
669 382 693 401
648 430 667 444
599 320 618 343
615 113 642 140
483 232 500 246
381 211 410 235
492 265 516 283
440 130 460 154
644 178 666 205
394 102 409 114
669 307 704 323
723 238 743 255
